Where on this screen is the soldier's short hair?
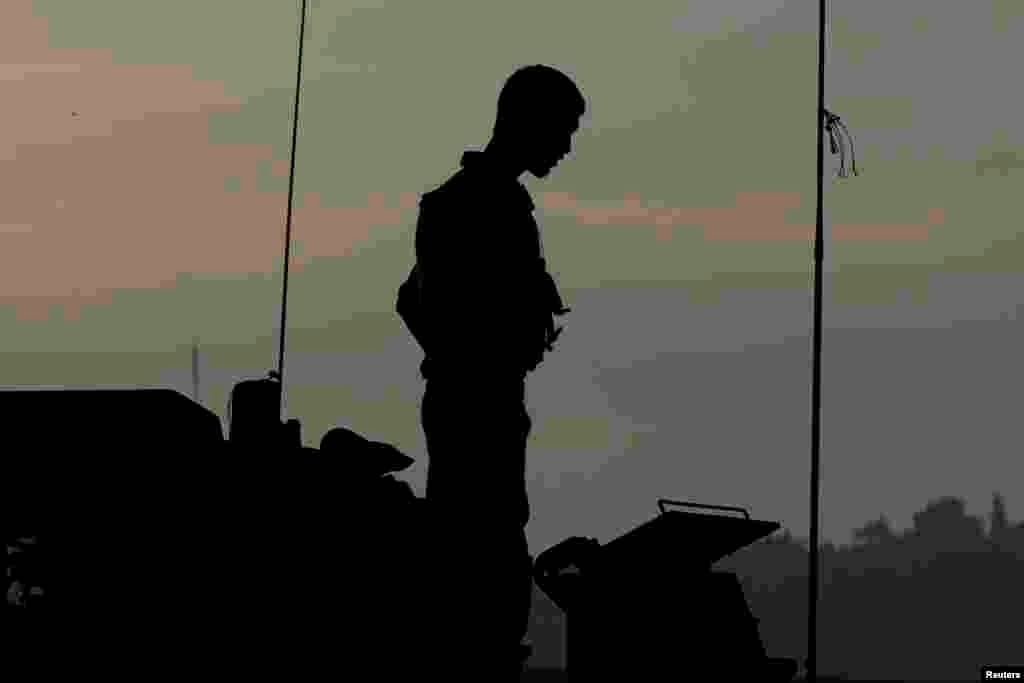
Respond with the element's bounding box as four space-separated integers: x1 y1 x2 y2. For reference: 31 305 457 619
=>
494 64 586 136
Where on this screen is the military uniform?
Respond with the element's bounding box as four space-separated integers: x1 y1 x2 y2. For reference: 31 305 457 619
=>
411 150 567 678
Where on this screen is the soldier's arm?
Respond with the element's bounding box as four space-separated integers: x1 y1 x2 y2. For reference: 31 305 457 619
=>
416 197 534 360
414 197 485 353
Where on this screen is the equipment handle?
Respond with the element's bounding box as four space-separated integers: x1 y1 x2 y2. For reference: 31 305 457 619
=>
656 499 750 519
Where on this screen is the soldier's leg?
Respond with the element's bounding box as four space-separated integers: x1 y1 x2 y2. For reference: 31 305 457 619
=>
419 380 533 678
421 528 530 681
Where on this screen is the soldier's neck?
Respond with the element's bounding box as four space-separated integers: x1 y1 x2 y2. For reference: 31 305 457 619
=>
482 137 528 182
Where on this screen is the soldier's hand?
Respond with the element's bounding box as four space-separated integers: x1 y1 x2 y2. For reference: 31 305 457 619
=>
544 323 564 351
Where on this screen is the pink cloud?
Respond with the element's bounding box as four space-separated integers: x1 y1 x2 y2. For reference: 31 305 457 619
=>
271 159 290 177
0 0 413 322
0 0 941 324
0 2 243 161
539 190 939 243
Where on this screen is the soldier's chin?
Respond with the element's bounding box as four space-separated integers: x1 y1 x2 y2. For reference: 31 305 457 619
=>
529 161 554 178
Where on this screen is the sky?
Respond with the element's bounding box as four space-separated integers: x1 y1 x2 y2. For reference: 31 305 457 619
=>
2 0 1022 555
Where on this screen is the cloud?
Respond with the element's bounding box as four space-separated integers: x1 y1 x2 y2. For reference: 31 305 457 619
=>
539 190 941 242
0 0 416 322
0 0 992 327
0 1 241 161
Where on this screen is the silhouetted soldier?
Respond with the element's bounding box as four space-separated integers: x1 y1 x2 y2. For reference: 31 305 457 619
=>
404 64 584 680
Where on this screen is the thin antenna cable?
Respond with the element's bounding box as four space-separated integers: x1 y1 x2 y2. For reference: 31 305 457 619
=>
276 0 309 422
806 1 827 678
806 1 861 679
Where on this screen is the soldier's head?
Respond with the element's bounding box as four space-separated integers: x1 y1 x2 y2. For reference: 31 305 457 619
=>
492 64 586 179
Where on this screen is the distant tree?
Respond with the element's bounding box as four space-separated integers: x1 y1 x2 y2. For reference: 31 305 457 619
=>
912 496 985 540
906 498 995 570
989 491 1010 540
851 515 895 545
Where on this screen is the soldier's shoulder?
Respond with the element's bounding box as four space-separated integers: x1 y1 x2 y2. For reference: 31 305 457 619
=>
421 170 476 206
